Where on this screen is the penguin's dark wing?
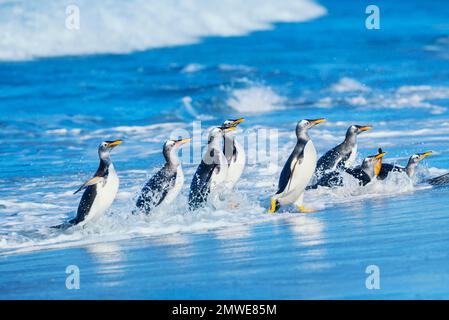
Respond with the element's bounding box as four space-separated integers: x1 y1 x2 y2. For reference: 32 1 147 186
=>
74 176 105 195
51 184 98 229
72 184 98 225
427 173 449 186
136 166 177 213
276 144 304 195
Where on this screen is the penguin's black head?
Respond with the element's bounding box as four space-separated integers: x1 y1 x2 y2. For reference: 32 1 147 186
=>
296 118 325 137
163 138 192 163
222 118 245 130
408 151 432 165
98 140 122 159
208 126 236 144
348 125 372 136
163 138 191 153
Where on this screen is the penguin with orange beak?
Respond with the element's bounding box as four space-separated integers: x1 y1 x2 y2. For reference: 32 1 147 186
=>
221 118 245 190
309 148 386 189
379 151 432 180
136 138 192 214
53 139 123 229
316 124 372 174
269 118 326 213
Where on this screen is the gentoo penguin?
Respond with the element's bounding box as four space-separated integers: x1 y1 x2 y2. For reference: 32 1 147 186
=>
53 140 123 229
428 172 449 186
269 118 325 214
222 118 245 190
378 151 432 180
188 126 235 211
135 138 192 214
316 125 372 174
309 149 386 189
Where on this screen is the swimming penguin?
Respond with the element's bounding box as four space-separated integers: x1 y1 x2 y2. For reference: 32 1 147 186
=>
222 118 245 190
53 140 123 229
425 153 449 185
309 149 386 189
378 151 432 180
316 125 372 174
428 172 449 186
269 118 325 214
135 138 192 214
188 126 235 211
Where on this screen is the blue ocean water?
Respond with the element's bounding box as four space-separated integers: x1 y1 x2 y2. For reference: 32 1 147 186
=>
2 0 449 299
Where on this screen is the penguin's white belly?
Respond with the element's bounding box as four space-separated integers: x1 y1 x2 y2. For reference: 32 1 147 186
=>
346 144 357 168
84 166 119 224
210 153 228 191
290 141 317 191
280 141 317 203
162 167 184 205
225 142 245 190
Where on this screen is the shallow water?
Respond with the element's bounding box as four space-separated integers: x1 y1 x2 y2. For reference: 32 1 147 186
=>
2 0 449 299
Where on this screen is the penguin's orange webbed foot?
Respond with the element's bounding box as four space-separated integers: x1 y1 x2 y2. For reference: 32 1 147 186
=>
298 205 316 214
268 199 279 214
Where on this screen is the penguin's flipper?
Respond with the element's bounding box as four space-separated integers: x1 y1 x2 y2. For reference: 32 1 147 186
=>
277 153 303 195
74 176 104 194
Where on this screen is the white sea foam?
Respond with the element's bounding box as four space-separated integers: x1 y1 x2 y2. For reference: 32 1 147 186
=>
181 63 205 73
218 64 256 72
46 128 82 135
317 80 449 115
0 0 326 61
226 84 286 114
330 77 371 93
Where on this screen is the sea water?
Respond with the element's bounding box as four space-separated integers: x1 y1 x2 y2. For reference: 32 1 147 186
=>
1 0 449 299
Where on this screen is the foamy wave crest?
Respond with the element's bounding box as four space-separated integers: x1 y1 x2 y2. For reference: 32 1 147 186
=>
226 84 286 114
0 0 326 61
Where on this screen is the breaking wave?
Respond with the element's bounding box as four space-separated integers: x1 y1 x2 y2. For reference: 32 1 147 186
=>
0 0 326 61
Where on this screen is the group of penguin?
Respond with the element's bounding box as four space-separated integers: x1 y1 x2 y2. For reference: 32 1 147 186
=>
54 118 449 229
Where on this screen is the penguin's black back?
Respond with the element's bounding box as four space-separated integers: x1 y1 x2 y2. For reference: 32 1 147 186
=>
346 167 372 186
188 160 217 211
136 165 177 214
428 173 449 186
309 171 344 189
378 163 405 180
308 167 371 189
316 147 348 172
